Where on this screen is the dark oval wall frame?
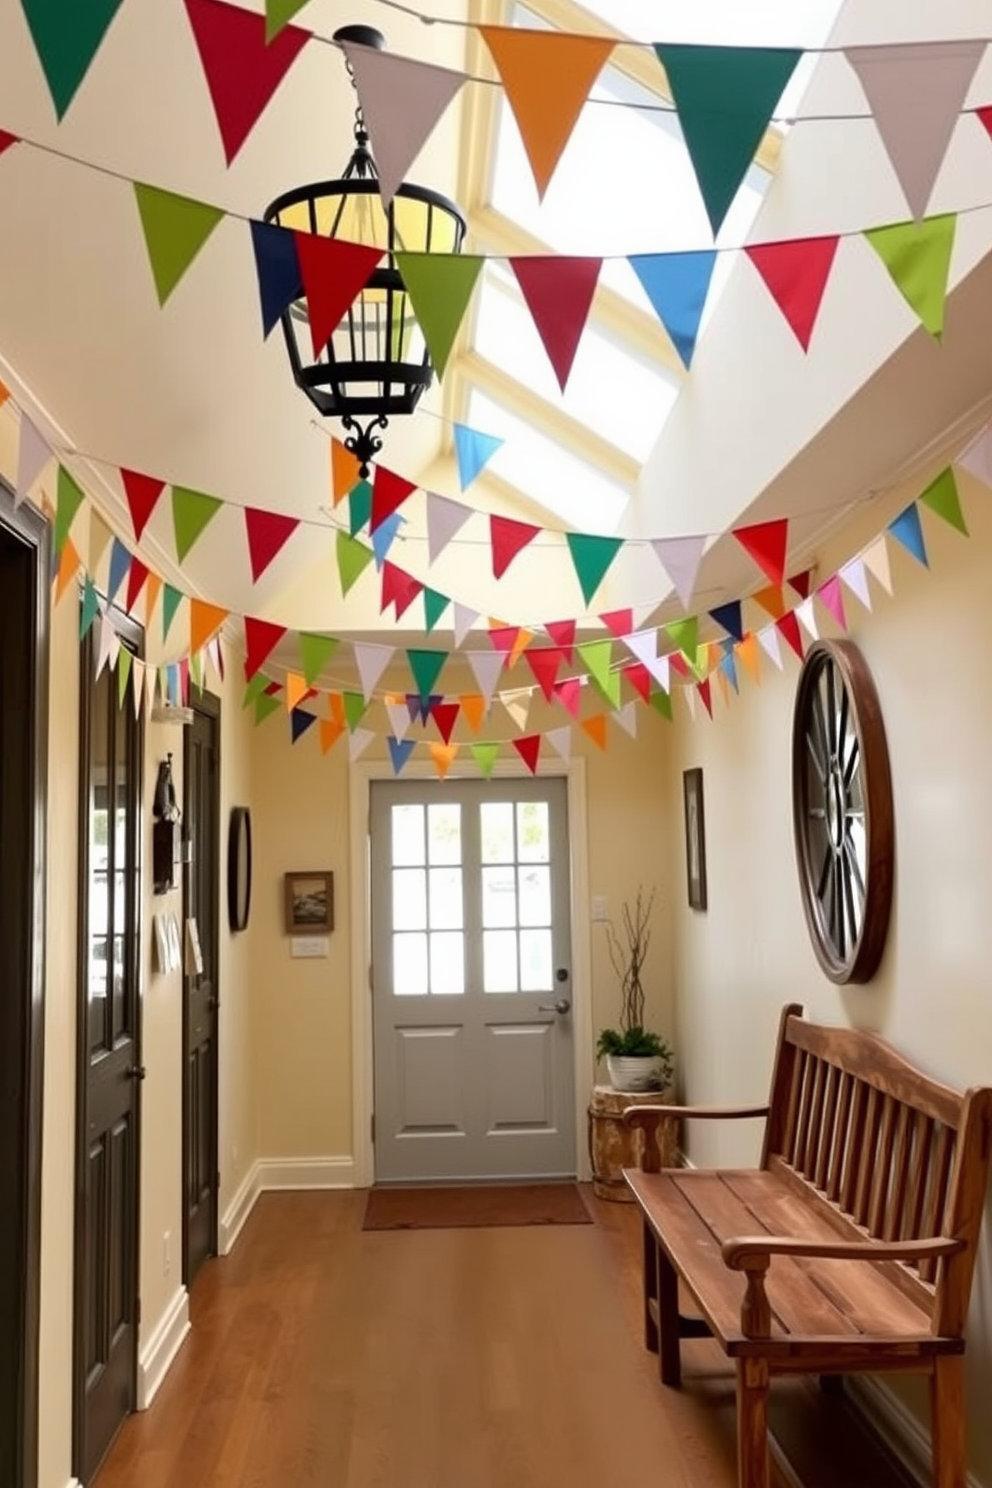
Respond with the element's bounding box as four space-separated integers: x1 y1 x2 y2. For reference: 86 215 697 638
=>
227 807 252 933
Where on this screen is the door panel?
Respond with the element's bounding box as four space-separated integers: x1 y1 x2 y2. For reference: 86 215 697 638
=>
371 778 575 1182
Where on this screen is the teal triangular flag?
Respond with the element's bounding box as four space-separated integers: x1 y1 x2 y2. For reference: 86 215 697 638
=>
80 576 100 638
423 589 449 633
628 250 717 368
388 736 416 775
888 504 929 567
454 422 504 490
407 648 446 701
162 584 183 642
655 44 802 236
566 533 623 606
21 0 126 118
349 479 372 535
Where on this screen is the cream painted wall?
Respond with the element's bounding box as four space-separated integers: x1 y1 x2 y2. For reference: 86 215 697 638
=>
667 470 992 1482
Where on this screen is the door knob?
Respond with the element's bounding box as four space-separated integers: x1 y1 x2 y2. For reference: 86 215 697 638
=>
125 1065 147 1081
538 998 571 1015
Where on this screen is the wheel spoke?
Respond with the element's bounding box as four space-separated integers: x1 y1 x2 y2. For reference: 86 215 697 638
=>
816 841 832 900
842 851 858 945
843 833 866 904
825 662 839 755
811 689 830 782
844 736 860 787
806 729 827 784
832 857 845 957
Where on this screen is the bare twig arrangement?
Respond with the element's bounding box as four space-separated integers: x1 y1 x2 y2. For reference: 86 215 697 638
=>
605 886 655 1034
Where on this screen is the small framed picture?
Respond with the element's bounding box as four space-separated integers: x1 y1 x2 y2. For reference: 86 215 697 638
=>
284 871 334 935
682 768 707 911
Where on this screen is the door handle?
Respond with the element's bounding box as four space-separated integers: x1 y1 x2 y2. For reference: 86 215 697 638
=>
125 1065 147 1081
538 999 571 1015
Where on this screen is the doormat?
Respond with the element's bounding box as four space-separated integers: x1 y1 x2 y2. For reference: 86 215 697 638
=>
362 1182 593 1231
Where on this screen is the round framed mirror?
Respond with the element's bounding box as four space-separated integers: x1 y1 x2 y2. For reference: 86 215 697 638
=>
227 807 252 933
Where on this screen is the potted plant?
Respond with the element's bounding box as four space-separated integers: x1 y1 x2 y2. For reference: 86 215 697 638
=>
596 888 674 1093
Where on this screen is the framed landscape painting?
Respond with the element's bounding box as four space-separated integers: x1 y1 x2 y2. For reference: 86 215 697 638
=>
682 769 707 911
284 871 334 934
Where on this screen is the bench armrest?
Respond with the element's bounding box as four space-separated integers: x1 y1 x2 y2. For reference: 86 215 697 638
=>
622 1104 769 1173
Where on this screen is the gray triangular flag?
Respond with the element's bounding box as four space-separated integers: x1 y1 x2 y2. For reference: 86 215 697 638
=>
95 611 119 679
845 41 985 219
839 557 873 611
467 647 504 702
386 701 410 740
615 701 637 738
545 726 571 760
426 491 472 565
957 420 992 488
348 727 375 763
341 43 467 207
757 626 783 670
452 603 478 647
16 415 51 508
651 534 707 609
353 641 394 703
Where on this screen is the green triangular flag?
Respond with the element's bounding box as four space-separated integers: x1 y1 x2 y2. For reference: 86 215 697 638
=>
343 691 368 732
577 639 614 697
864 214 956 339
189 650 203 693
21 0 125 119
349 480 372 535
162 584 183 642
591 665 622 709
471 741 500 779
650 688 673 722
423 588 449 633
919 467 968 535
133 183 225 307
664 616 698 658
395 253 485 378
117 646 132 708
172 486 223 563
299 632 339 687
565 533 623 606
55 465 85 555
80 576 100 638
336 531 375 596
255 691 282 725
266 0 309 39
655 44 802 237
243 671 270 709
407 647 446 701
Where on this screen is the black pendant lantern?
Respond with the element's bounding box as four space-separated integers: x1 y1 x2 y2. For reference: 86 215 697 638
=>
264 25 467 476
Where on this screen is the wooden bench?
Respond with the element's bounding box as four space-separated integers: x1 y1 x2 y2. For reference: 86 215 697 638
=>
622 1003 992 1488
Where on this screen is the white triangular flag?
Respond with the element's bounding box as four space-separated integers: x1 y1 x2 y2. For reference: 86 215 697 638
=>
956 420 992 489
682 685 697 720
467 647 504 702
615 701 637 738
348 727 375 763
426 492 473 565
353 642 395 703
624 630 671 692
862 536 893 595
145 658 159 716
341 43 468 208
845 41 985 219
839 557 873 611
452 603 479 647
545 726 571 760
95 611 119 679
795 596 819 641
16 415 51 508
132 658 145 720
386 701 410 740
651 534 707 609
757 625 783 670
502 688 531 732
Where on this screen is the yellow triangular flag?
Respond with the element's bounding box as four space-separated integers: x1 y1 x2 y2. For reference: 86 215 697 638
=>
736 634 761 685
429 741 459 779
285 671 309 712
581 714 608 750
189 599 228 654
459 693 487 733
479 27 615 198
331 438 361 505
54 537 81 602
319 718 345 755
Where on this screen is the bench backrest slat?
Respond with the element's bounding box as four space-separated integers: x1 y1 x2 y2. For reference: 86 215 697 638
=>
826 1070 854 1203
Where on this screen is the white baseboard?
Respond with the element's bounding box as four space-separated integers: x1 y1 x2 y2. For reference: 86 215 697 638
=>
219 1156 356 1258
847 1374 983 1488
218 1163 261 1256
137 1285 190 1411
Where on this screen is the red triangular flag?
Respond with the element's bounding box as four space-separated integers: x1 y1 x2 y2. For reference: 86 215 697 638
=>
381 560 423 619
524 647 565 701
295 234 384 358
623 662 652 702
125 558 150 614
599 608 633 639
545 618 575 662
978 106 992 144
745 236 839 351
697 679 713 718
510 256 601 391
0 130 21 158
668 653 689 679
183 0 311 163
787 567 814 599
554 676 582 718
490 514 540 579
430 701 460 744
371 466 417 534
244 616 287 679
245 506 300 583
121 468 165 543
734 518 789 587
513 734 542 775
776 610 805 660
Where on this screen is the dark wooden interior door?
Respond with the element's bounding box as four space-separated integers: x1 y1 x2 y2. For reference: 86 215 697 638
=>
183 695 220 1286
0 494 48 1488
75 620 143 1486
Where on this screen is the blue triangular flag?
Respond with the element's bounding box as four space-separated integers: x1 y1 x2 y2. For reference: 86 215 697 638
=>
628 250 717 369
107 536 131 603
291 707 318 743
888 503 929 567
250 220 302 339
388 735 416 774
373 512 403 571
80 577 100 638
718 650 739 693
454 422 503 491
709 599 744 641
166 663 180 705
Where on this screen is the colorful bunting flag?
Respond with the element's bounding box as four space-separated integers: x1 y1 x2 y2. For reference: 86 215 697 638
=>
298 632 338 686
708 600 744 642
265 0 309 39
566 533 623 606
20 0 125 118
745 236 840 350
407 648 446 702
343 692 369 733
757 625 783 669
471 742 499 779
697 678 714 718
733 518 788 587
431 701 460 744
736 634 761 684
654 44 802 237
454 422 504 491
429 741 458 779
244 616 287 679
348 480 372 536
510 256 601 391
290 707 317 744
371 466 416 534
54 465 85 555
0 131 20 158
513 735 542 775
788 568 815 599
864 214 956 339
490 514 540 579
888 503 928 566
862 536 893 595
388 735 416 775
16 416 50 508
664 616 698 659
244 506 299 583
615 701 638 737
479 28 614 199
919 467 967 535
816 575 847 631
459 694 487 732
120 468 165 542
106 537 130 603
162 584 184 642
426 492 472 563
380 561 422 619
394 254 485 380
125 558 149 614
651 688 674 722
599 609 633 640
623 663 652 703
331 438 361 505
354 642 394 702
336 530 374 596
554 676 583 719
249 220 302 338
839 557 872 611
295 233 384 358
319 718 345 755
467 648 504 702
386 700 410 739
795 596 819 641
545 726 571 761
349 728 376 764
452 603 478 647
172 485 223 562
628 250 717 368
652 534 707 609
751 584 786 620
524 647 564 702
255 691 282 725
544 619 576 662
581 715 608 751
372 512 403 570
283 672 308 711
776 610 805 660
54 537 81 603
133 184 224 306
80 576 100 638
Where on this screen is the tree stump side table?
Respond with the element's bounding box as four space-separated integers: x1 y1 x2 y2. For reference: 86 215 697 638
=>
588 1085 678 1201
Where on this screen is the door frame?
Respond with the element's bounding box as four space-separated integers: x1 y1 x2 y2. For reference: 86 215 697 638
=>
348 757 593 1188
0 484 49 1488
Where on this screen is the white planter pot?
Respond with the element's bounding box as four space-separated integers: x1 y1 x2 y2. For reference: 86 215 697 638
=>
606 1054 668 1093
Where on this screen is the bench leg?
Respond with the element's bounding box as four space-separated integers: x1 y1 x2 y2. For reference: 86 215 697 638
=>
736 1358 770 1488
657 1249 681 1388
642 1219 659 1356
931 1356 966 1488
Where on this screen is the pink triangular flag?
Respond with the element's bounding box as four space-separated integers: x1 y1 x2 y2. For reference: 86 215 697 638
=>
426 491 472 563
554 676 583 719
817 575 848 631
354 642 395 702
599 608 634 640
757 626 783 670
862 536 893 595
452 603 478 647
839 557 873 611
651 534 706 609
509 256 601 391
545 726 571 761
16 416 51 507
467 648 504 703
956 420 992 488
544 619 576 662
845 42 985 219
340 43 467 208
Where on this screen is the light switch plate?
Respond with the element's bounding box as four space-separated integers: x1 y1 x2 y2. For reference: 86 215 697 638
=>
290 936 330 959
591 895 608 922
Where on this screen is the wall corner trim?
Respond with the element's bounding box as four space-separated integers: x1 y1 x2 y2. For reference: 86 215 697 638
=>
137 1285 191 1411
220 1156 357 1258
847 1375 983 1488
219 1163 261 1256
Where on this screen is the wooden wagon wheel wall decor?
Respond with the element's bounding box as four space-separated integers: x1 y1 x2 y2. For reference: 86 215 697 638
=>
791 640 894 984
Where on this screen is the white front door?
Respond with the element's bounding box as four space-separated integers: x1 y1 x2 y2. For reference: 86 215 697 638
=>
370 777 576 1182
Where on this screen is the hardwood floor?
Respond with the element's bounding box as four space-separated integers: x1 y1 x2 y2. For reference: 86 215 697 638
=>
93 1189 916 1488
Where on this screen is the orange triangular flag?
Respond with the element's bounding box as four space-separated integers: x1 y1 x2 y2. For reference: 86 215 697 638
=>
285 671 309 711
459 693 487 732
429 741 459 779
736 634 761 684
479 27 614 198
189 599 228 653
55 537 81 602
751 584 786 620
581 714 608 750
144 572 163 627
331 437 361 505
509 628 534 671
319 718 345 755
